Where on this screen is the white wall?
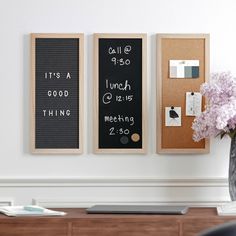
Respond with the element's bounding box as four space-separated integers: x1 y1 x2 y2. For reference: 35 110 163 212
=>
0 0 235 206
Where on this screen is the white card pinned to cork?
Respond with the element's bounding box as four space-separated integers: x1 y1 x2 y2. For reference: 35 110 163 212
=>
185 92 202 116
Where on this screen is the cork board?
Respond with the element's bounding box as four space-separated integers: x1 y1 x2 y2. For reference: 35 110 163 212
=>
156 34 210 154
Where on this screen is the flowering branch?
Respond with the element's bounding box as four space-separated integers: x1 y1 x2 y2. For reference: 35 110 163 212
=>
192 72 236 141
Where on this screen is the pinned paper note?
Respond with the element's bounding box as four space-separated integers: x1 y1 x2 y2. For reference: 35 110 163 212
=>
185 92 202 116
169 60 199 78
165 107 181 126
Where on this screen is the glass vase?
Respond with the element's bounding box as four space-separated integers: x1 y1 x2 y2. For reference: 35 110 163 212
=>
229 135 236 200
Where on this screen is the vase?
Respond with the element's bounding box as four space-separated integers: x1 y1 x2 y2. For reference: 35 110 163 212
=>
229 135 236 200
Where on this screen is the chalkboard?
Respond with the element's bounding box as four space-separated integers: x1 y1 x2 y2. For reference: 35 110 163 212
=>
94 34 147 153
31 34 84 154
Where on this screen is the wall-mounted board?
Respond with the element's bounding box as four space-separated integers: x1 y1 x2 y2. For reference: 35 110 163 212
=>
156 34 210 154
94 34 147 154
31 33 84 154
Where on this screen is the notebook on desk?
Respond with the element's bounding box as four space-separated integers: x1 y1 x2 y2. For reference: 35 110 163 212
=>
86 205 189 215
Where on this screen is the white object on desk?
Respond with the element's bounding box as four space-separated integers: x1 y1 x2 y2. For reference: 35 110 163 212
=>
217 202 236 216
0 205 66 217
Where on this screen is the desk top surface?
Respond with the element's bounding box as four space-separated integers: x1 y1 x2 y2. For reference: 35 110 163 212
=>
0 207 230 222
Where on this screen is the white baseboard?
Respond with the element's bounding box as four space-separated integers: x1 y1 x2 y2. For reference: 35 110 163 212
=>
0 177 229 207
0 177 228 187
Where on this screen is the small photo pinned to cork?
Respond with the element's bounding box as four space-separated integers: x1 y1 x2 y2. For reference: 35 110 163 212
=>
165 106 181 126
169 60 199 79
185 92 202 116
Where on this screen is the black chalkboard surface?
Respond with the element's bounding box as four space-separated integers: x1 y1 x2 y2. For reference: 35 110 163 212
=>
31 34 84 153
94 34 147 153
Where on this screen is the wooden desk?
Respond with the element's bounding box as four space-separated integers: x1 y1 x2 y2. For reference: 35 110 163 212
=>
0 208 235 236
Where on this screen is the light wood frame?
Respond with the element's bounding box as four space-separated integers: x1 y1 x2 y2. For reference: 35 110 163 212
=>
31 33 84 154
93 33 147 154
156 34 210 154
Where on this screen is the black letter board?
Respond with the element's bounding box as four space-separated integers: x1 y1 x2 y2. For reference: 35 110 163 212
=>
94 34 147 154
31 34 84 154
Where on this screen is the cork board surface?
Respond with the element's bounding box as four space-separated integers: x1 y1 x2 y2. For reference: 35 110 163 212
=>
161 38 206 149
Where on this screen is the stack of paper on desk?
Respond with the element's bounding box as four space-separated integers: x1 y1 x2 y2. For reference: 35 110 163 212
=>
0 205 66 217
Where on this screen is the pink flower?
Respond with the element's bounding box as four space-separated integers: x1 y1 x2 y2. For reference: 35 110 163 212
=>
192 72 236 141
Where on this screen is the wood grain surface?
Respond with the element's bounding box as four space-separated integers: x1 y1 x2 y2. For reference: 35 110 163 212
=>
0 208 235 236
